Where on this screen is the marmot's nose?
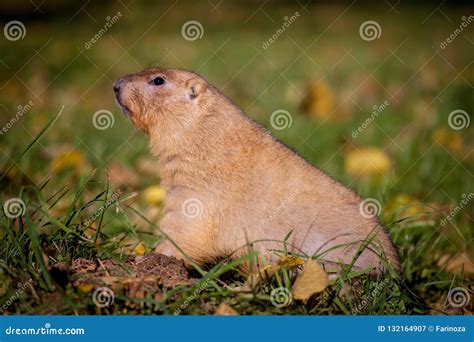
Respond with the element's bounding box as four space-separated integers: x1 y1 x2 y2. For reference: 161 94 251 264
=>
113 78 127 93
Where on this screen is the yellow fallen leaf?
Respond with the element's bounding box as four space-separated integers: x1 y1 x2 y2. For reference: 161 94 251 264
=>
134 242 146 256
292 259 329 301
77 284 94 293
51 150 84 174
303 80 336 120
214 303 238 315
241 256 305 291
241 264 277 291
385 194 424 218
344 147 391 177
259 264 278 279
142 185 166 205
431 128 463 153
278 255 306 268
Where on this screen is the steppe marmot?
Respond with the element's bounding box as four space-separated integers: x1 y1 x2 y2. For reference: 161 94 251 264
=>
114 68 400 274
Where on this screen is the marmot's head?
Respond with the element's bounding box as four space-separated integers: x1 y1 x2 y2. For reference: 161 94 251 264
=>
114 68 207 133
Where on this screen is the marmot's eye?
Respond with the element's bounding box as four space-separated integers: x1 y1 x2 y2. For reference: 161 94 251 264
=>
152 76 165 86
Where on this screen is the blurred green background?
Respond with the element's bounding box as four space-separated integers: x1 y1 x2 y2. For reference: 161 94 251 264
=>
0 1 472 314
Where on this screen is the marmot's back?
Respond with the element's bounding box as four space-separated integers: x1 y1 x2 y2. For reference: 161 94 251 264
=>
223 116 400 272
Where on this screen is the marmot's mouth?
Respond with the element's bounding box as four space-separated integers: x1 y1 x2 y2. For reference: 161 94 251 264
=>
115 96 132 118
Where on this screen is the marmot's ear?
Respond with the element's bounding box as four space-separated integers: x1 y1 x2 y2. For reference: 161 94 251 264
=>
187 79 206 100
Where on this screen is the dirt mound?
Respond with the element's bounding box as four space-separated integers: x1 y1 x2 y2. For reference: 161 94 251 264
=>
52 253 196 301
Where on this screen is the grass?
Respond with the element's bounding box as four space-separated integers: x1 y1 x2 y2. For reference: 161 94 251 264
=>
0 1 473 315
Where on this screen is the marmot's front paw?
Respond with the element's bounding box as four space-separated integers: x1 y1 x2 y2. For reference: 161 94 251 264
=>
155 240 183 260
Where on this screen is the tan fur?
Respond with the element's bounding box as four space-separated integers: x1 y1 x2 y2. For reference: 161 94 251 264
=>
114 68 400 273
